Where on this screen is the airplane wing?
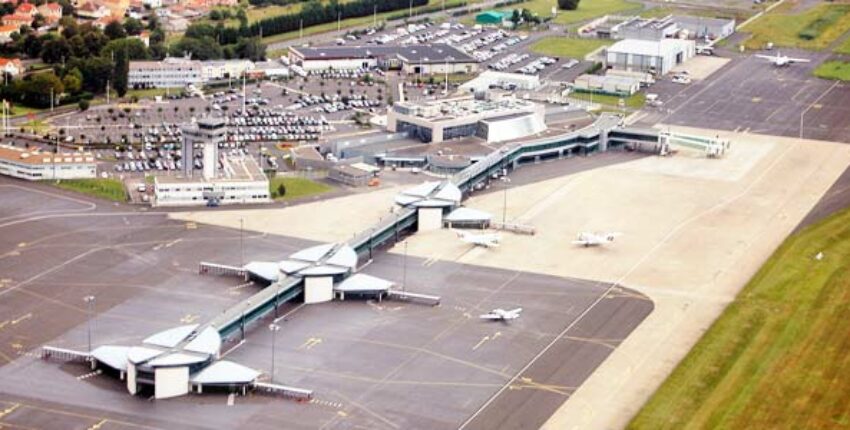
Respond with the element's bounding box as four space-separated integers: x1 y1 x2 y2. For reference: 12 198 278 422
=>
754 55 775 60
787 57 811 63
479 313 502 320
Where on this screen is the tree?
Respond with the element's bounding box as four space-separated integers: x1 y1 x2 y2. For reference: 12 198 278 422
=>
235 37 266 61
62 68 82 94
104 20 126 40
112 48 129 97
169 36 222 60
123 18 144 36
15 73 64 108
22 34 42 59
41 38 71 64
102 38 150 60
558 0 579 11
511 9 520 26
31 14 45 29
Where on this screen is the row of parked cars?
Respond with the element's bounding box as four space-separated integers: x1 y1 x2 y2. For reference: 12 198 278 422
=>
490 53 530 71
519 56 558 75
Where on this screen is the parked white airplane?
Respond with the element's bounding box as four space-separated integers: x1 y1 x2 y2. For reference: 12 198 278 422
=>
755 52 811 67
480 307 522 321
456 230 501 248
573 232 621 247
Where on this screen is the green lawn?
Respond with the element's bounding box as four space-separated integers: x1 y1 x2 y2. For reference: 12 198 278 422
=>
126 87 170 100
530 37 610 59
515 0 640 24
629 205 850 429
813 60 850 81
51 178 127 202
741 3 850 51
269 176 333 200
833 34 850 54
570 91 645 108
9 105 46 118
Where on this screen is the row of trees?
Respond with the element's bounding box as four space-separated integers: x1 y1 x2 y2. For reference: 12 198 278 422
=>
248 0 428 40
169 21 267 61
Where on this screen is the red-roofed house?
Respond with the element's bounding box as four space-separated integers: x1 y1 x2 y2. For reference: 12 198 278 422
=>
1 14 31 30
92 14 117 29
37 3 63 23
0 58 23 77
0 24 17 43
131 29 150 47
75 1 110 19
14 1 37 17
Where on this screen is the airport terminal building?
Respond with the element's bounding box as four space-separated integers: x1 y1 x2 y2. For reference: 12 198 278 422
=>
0 144 96 180
288 44 479 74
387 95 546 143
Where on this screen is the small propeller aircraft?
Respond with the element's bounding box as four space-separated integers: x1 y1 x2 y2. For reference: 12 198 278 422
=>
572 232 621 247
755 51 811 67
479 307 522 321
456 230 501 248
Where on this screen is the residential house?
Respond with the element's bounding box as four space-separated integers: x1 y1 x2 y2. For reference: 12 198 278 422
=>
130 29 150 47
37 2 63 24
75 1 110 19
0 58 23 77
14 2 38 18
1 14 32 30
0 24 18 43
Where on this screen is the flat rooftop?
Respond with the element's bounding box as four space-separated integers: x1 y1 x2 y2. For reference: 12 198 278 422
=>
156 154 266 184
393 95 539 122
0 144 95 165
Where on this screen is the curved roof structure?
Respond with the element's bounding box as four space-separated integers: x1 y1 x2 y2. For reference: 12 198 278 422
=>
127 346 164 364
91 346 131 371
148 352 208 367
445 207 492 222
191 360 261 385
184 327 222 356
335 273 394 293
244 261 281 283
395 181 461 208
278 243 358 277
143 324 198 348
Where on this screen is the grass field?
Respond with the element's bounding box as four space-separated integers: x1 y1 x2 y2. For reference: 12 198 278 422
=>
629 206 850 429
570 91 645 109
127 88 170 100
51 178 127 202
269 176 333 200
530 37 610 59
813 60 850 81
741 3 850 51
833 34 850 54
509 0 639 25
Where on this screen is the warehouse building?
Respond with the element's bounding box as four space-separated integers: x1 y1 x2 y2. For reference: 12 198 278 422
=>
606 38 695 76
583 15 735 42
288 44 478 75
459 70 541 93
573 74 641 96
387 94 545 143
202 60 255 81
0 144 96 180
153 154 270 207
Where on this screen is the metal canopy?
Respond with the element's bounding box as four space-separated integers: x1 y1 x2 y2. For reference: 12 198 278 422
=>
184 327 222 356
445 207 492 222
91 345 131 371
148 352 208 368
244 261 281 282
335 273 394 293
191 360 261 385
143 324 198 348
395 180 462 208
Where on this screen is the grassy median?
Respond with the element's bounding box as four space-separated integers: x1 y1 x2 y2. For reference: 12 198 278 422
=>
629 206 850 429
51 178 127 202
741 3 850 51
269 176 333 200
530 37 610 59
813 60 850 81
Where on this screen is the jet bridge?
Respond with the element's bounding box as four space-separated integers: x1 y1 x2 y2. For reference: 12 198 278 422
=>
660 131 730 158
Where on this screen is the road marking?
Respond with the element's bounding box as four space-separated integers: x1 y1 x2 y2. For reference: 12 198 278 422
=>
11 313 32 325
310 398 343 409
221 339 245 358
87 419 107 430
0 403 19 419
186 222 197 230
298 337 322 350
472 336 490 351
179 314 199 324
77 370 102 380
163 238 182 248
17 242 26 248
227 393 235 406
227 281 254 295
751 97 761 103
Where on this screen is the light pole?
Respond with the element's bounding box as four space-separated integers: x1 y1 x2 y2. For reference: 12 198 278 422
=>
402 241 408 293
501 176 511 224
83 295 96 352
268 323 280 382
239 217 244 267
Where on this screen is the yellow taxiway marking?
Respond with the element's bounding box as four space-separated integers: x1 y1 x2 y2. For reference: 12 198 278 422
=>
812 103 823 109
87 419 107 430
11 313 32 325
0 403 20 419
298 337 323 350
186 222 197 230
179 314 199 324
0 321 7 330
751 97 762 103
16 242 26 248
472 331 501 351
